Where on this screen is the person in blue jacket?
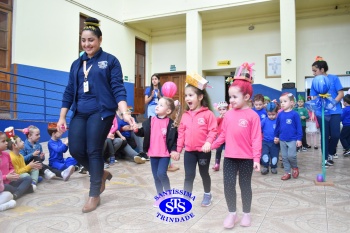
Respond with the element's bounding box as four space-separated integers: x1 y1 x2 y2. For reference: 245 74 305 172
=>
57 17 135 213
310 56 344 166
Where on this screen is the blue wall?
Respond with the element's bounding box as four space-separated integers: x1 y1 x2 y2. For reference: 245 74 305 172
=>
0 119 68 142
12 64 70 122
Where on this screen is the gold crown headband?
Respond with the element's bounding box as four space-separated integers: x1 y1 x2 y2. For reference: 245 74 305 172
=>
84 22 100 27
83 25 97 31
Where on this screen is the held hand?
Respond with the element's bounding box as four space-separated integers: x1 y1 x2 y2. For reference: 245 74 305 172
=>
171 151 180 161
6 172 19 181
253 162 260 172
57 118 67 133
296 140 302 147
123 114 135 128
202 142 211 153
29 161 42 169
274 137 279 144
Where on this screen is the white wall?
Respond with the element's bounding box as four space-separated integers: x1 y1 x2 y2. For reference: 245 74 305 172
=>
12 0 150 83
150 14 350 91
151 34 186 73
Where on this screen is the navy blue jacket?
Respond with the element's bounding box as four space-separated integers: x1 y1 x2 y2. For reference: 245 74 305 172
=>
62 48 126 119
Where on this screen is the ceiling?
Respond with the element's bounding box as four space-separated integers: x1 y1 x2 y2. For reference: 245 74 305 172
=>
124 0 350 36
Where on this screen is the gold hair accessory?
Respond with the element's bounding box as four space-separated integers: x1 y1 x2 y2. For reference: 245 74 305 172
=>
84 22 100 27
83 25 96 31
185 72 208 90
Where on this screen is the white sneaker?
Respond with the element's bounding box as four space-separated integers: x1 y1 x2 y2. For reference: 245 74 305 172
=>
0 200 16 211
333 154 338 159
44 169 56 180
61 165 75 181
32 184 37 192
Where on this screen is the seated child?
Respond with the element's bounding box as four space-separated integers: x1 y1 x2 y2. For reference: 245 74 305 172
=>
19 125 59 180
7 135 42 187
47 124 77 181
0 170 16 212
0 131 34 200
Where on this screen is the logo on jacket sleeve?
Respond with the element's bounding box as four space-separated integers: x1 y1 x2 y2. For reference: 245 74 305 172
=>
197 118 205 125
98 61 108 69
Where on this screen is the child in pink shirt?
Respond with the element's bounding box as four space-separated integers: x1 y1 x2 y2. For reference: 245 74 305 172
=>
211 77 262 229
173 81 217 207
135 97 178 207
212 101 229 171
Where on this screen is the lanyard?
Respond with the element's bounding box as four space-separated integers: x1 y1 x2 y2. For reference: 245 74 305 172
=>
83 61 92 82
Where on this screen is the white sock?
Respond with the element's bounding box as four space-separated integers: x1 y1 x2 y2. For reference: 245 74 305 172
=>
229 212 236 215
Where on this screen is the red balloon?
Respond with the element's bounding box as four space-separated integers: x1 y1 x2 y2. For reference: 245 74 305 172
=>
162 81 177 98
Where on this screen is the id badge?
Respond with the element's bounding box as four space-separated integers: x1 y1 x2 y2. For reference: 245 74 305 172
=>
83 81 89 93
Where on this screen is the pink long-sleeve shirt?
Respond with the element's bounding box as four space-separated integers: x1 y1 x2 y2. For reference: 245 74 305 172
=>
211 108 262 162
0 151 15 184
177 107 217 152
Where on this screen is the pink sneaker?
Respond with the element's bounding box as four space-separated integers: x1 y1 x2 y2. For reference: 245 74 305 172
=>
240 213 251 227
223 213 238 229
212 163 220 171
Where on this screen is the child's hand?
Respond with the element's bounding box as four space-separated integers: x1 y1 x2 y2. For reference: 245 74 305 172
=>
253 162 260 172
29 161 42 169
171 151 180 161
301 116 306 120
274 137 279 144
40 152 45 159
6 172 19 181
33 150 40 156
202 142 211 153
296 140 302 147
107 133 115 139
121 136 126 141
63 138 69 145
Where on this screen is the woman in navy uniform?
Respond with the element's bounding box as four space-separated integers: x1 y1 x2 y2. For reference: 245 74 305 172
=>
57 17 135 213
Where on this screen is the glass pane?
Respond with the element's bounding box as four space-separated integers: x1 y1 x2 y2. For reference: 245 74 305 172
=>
0 49 7 68
0 31 7 48
0 11 8 30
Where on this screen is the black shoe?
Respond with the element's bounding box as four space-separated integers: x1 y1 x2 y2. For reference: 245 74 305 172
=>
306 145 311 149
139 152 150 161
261 167 269 175
314 146 318 150
344 149 350 157
79 166 88 174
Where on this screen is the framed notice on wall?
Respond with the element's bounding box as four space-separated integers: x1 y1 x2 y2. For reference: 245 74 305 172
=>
265 53 281 78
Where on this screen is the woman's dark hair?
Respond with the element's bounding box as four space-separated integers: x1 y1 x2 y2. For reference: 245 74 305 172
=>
343 94 350 105
312 60 328 73
83 17 102 38
150 73 162 95
185 85 213 111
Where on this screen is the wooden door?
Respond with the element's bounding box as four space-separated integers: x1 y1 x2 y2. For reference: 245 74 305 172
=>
0 2 12 115
134 38 145 114
159 72 186 120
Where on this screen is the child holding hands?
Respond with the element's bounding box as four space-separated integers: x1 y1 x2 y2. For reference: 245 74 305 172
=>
211 66 261 229
274 93 302 180
173 74 217 207
134 97 178 207
212 101 229 171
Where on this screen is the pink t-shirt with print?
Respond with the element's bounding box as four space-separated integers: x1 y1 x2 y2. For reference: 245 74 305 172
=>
148 116 170 157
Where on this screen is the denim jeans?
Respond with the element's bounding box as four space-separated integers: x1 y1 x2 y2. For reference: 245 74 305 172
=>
69 112 114 197
4 175 33 199
150 157 171 195
261 141 280 168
